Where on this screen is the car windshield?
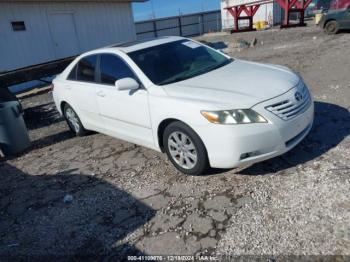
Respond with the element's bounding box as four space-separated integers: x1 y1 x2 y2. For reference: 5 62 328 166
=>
127 40 232 85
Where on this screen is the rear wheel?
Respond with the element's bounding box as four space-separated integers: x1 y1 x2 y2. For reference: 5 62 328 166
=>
325 20 339 35
163 121 209 176
63 104 87 136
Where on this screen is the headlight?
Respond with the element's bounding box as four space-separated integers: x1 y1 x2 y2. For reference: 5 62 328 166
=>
201 109 267 124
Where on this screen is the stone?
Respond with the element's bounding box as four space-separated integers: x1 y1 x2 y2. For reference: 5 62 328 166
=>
250 37 258 47
183 214 213 235
185 235 201 253
200 237 218 249
136 232 188 255
63 194 73 203
239 39 250 48
209 229 216 238
208 210 227 222
144 194 169 210
151 213 185 232
235 196 254 207
204 195 231 210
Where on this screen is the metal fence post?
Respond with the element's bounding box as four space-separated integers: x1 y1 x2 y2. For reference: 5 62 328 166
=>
199 14 205 35
198 16 201 35
216 13 220 31
153 20 158 37
178 16 182 36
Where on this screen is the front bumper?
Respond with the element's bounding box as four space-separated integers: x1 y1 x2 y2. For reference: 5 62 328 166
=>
194 87 314 169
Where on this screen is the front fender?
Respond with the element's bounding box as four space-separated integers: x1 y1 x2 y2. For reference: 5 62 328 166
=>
149 95 211 150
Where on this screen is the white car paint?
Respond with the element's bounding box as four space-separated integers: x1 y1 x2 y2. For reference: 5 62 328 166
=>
53 36 314 170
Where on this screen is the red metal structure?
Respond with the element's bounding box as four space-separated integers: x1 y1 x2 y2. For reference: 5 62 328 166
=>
225 0 313 33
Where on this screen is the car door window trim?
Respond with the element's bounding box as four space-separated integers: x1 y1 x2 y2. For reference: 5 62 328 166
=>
96 53 145 89
66 54 99 84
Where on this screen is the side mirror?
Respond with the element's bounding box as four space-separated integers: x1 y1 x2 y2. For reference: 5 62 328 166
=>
115 78 140 91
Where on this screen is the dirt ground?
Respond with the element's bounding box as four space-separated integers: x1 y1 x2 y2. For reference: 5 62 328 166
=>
1 24 349 260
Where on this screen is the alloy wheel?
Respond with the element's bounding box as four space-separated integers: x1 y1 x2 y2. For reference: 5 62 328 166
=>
65 108 80 133
167 131 198 169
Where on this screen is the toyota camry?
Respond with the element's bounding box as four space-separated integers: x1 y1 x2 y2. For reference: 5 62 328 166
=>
53 36 314 175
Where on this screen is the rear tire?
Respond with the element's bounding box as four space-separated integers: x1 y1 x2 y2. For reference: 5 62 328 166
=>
163 121 209 176
63 104 87 136
325 20 339 35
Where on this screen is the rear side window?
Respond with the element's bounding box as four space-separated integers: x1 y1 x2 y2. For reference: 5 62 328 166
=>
76 55 97 82
67 65 77 80
99 54 136 85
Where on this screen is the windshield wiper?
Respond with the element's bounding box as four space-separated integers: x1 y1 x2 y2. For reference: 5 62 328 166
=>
159 75 192 85
158 59 233 85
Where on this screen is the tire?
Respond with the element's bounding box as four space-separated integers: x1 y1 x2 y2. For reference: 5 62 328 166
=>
163 121 209 176
325 20 339 35
63 103 87 136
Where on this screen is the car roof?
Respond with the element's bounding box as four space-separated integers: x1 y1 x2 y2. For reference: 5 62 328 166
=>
99 36 186 53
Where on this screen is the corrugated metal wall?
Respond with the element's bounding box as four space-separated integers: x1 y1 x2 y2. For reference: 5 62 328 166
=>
135 11 222 40
0 2 136 71
220 0 282 30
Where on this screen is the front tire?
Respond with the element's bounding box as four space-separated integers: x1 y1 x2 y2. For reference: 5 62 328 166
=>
163 121 209 176
63 104 87 136
325 20 339 35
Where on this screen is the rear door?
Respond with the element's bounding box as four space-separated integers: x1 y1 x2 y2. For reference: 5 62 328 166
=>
65 55 101 128
95 54 153 147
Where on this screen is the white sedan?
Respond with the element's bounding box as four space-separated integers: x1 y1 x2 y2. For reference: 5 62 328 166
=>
53 36 314 175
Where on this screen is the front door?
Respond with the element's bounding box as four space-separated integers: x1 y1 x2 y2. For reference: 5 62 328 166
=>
95 54 153 147
49 13 80 59
346 8 350 27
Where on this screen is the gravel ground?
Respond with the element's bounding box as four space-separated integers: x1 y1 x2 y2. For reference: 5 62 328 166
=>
0 24 349 260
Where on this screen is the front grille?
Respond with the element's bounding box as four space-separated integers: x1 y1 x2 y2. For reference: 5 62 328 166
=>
265 84 311 121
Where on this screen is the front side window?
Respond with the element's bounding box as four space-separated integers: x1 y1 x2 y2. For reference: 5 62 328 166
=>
128 40 232 85
99 54 136 85
76 55 97 82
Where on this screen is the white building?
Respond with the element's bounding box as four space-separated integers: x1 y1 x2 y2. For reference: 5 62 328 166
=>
221 0 282 30
0 0 145 72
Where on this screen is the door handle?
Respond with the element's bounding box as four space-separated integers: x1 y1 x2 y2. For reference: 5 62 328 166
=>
65 85 72 90
97 91 106 97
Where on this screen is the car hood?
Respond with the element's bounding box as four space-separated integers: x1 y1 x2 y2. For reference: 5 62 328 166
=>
162 59 300 109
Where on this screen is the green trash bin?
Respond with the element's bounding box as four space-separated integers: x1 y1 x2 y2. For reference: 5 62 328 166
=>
0 98 31 156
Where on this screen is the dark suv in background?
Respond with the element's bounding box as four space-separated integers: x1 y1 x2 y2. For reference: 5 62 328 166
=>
319 0 350 34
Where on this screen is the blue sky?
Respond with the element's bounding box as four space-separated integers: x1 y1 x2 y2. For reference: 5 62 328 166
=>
133 0 221 21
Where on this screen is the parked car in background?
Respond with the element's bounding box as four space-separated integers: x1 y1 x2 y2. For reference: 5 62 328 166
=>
306 0 319 16
53 37 314 175
308 0 331 15
319 5 350 34
330 0 350 10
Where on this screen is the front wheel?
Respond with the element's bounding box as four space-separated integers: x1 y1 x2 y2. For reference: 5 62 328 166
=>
325 21 339 35
163 121 209 176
